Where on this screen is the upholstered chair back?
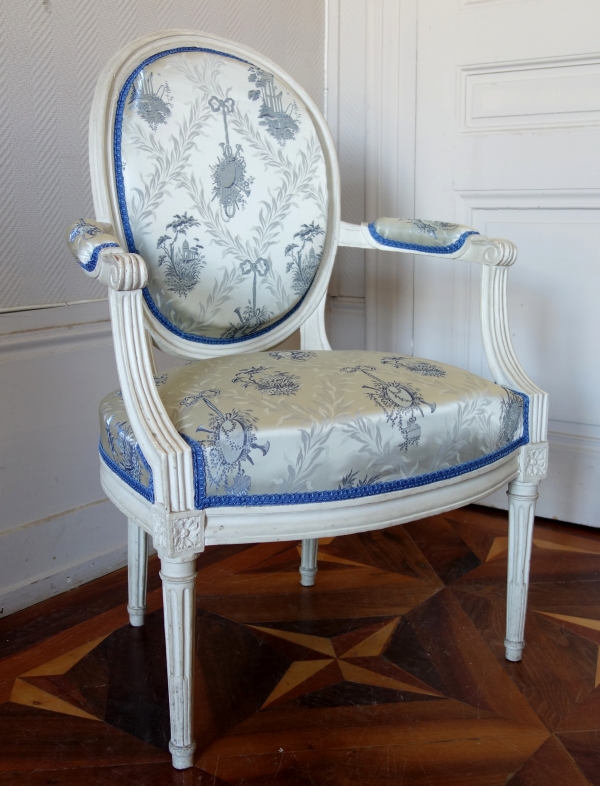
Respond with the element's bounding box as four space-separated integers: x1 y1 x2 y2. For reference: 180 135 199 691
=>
97 35 336 352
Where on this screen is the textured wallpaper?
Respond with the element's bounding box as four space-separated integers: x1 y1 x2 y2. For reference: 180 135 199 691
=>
0 0 324 309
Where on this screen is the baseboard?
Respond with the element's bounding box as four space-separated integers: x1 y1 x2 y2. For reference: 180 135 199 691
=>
0 498 130 618
0 542 129 618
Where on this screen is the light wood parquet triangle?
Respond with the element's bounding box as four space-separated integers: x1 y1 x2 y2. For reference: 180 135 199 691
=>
21 635 108 676
10 677 100 721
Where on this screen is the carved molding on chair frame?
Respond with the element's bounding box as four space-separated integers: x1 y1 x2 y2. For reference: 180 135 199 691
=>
101 447 522 548
73 29 549 771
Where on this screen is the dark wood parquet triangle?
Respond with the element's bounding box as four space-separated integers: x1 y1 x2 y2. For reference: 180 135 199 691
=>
3 507 600 783
0 701 170 772
506 735 592 785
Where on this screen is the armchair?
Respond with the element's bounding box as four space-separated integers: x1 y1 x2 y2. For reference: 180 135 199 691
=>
66 30 548 770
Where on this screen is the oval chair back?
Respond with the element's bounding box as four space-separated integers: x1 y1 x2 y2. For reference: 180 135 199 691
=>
90 31 340 357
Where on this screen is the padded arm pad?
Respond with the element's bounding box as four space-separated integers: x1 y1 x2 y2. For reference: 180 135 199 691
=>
66 218 122 273
369 217 478 254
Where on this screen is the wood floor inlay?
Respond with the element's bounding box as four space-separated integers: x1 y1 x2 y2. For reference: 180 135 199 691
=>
1 506 600 783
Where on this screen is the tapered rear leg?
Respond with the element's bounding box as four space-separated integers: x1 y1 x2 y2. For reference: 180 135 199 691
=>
505 480 539 662
299 538 318 586
128 518 148 627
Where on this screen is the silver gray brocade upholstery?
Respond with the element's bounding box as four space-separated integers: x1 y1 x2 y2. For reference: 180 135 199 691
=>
99 351 527 507
66 219 121 271
371 218 477 251
116 49 329 343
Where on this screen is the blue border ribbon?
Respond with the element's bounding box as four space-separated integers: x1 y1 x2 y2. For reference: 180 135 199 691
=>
368 223 478 255
114 46 312 346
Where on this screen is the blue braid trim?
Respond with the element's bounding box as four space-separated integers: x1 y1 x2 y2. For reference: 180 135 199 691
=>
180 391 529 509
80 242 119 273
368 223 478 255
114 46 314 346
100 384 528 511
99 439 155 503
180 432 206 509
142 286 309 345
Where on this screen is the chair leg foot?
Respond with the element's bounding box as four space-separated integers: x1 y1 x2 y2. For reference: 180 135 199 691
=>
161 555 197 770
127 519 148 627
299 538 318 586
504 639 525 662
505 479 539 663
128 608 146 627
169 741 196 770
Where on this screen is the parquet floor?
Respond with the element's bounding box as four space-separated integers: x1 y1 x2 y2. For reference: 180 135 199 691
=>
1 506 600 784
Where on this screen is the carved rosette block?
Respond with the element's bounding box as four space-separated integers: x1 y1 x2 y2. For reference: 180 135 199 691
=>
505 479 539 662
151 510 168 552
172 517 204 551
152 509 205 558
520 442 549 482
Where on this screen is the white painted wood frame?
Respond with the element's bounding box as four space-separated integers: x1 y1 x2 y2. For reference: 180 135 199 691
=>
75 30 547 770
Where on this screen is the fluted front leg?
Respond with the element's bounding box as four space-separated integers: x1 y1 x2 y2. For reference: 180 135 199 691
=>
299 538 318 586
160 555 197 769
505 480 539 662
127 519 148 627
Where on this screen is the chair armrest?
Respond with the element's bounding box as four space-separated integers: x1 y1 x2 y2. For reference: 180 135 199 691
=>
339 218 547 449
66 220 194 512
339 219 517 266
66 218 123 274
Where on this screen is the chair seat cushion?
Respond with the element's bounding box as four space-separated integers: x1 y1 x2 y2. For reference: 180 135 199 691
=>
99 350 528 507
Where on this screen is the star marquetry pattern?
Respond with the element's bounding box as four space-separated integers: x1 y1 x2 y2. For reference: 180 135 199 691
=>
249 617 443 707
10 635 108 720
6 514 600 785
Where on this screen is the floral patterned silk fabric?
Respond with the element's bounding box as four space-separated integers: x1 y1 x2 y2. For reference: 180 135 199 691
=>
66 219 120 272
369 218 478 253
115 49 329 343
99 351 527 507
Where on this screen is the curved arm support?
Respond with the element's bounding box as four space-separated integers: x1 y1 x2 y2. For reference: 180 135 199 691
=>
109 281 195 512
480 266 548 444
339 220 546 443
66 218 198 514
339 221 516 266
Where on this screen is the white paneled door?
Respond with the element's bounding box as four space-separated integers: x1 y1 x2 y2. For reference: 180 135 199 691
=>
409 0 600 525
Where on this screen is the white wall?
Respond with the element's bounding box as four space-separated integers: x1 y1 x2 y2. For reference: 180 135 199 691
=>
0 0 325 616
325 0 417 353
327 0 600 528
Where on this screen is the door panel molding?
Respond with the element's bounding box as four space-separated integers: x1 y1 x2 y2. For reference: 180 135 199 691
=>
458 189 600 209
456 188 600 385
459 54 600 133
455 188 600 524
